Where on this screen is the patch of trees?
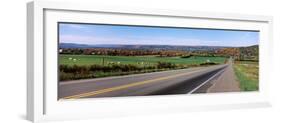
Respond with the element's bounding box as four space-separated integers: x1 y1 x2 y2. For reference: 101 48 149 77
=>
199 62 218 66
180 55 193 58
60 62 181 81
215 45 259 61
60 48 192 57
59 45 259 61
215 48 240 58
156 62 176 69
238 45 259 61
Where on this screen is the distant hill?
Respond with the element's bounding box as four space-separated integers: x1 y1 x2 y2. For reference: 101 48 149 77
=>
239 45 259 61
215 45 259 61
59 43 95 49
59 43 258 59
59 43 227 51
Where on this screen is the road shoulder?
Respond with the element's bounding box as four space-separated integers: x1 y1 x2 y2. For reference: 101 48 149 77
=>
207 62 240 93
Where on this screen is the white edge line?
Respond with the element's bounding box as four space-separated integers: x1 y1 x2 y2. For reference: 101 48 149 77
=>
187 67 226 94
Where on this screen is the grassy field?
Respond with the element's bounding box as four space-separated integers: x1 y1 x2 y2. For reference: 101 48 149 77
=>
59 54 227 81
60 54 226 66
234 61 259 91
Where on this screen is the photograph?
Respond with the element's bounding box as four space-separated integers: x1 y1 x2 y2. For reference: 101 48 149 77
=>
58 22 259 100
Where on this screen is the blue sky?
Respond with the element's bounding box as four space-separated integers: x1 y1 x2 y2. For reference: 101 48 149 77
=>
59 23 259 47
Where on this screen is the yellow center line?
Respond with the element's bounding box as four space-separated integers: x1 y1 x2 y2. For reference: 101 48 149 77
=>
62 68 211 99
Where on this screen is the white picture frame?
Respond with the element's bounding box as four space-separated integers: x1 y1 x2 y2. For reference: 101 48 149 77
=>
27 0 273 122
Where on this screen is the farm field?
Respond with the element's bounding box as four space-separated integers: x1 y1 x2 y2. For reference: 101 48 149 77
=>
59 54 226 81
234 61 259 91
60 54 226 66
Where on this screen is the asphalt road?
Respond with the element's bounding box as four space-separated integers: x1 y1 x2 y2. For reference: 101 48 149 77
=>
207 59 240 92
59 64 228 99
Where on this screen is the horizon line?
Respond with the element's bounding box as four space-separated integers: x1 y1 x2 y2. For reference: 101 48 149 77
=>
59 42 259 48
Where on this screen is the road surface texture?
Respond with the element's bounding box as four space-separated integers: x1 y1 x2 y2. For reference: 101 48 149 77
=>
193 60 240 93
59 61 239 99
207 60 240 92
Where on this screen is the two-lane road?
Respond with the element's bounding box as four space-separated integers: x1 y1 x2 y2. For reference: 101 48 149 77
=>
59 64 229 99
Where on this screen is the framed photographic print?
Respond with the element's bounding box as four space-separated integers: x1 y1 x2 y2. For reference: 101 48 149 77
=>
27 0 273 122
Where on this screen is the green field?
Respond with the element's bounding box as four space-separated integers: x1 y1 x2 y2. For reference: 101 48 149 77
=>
59 54 227 81
234 61 259 91
60 54 226 66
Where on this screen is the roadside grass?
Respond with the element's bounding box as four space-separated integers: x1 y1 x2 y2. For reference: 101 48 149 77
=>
60 68 171 81
234 61 259 91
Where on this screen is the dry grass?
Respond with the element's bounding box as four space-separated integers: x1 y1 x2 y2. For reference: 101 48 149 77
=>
234 61 259 91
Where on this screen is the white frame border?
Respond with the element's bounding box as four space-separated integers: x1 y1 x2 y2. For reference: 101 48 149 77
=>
27 0 273 122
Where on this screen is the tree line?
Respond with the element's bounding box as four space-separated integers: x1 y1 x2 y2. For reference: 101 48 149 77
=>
59 61 186 81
